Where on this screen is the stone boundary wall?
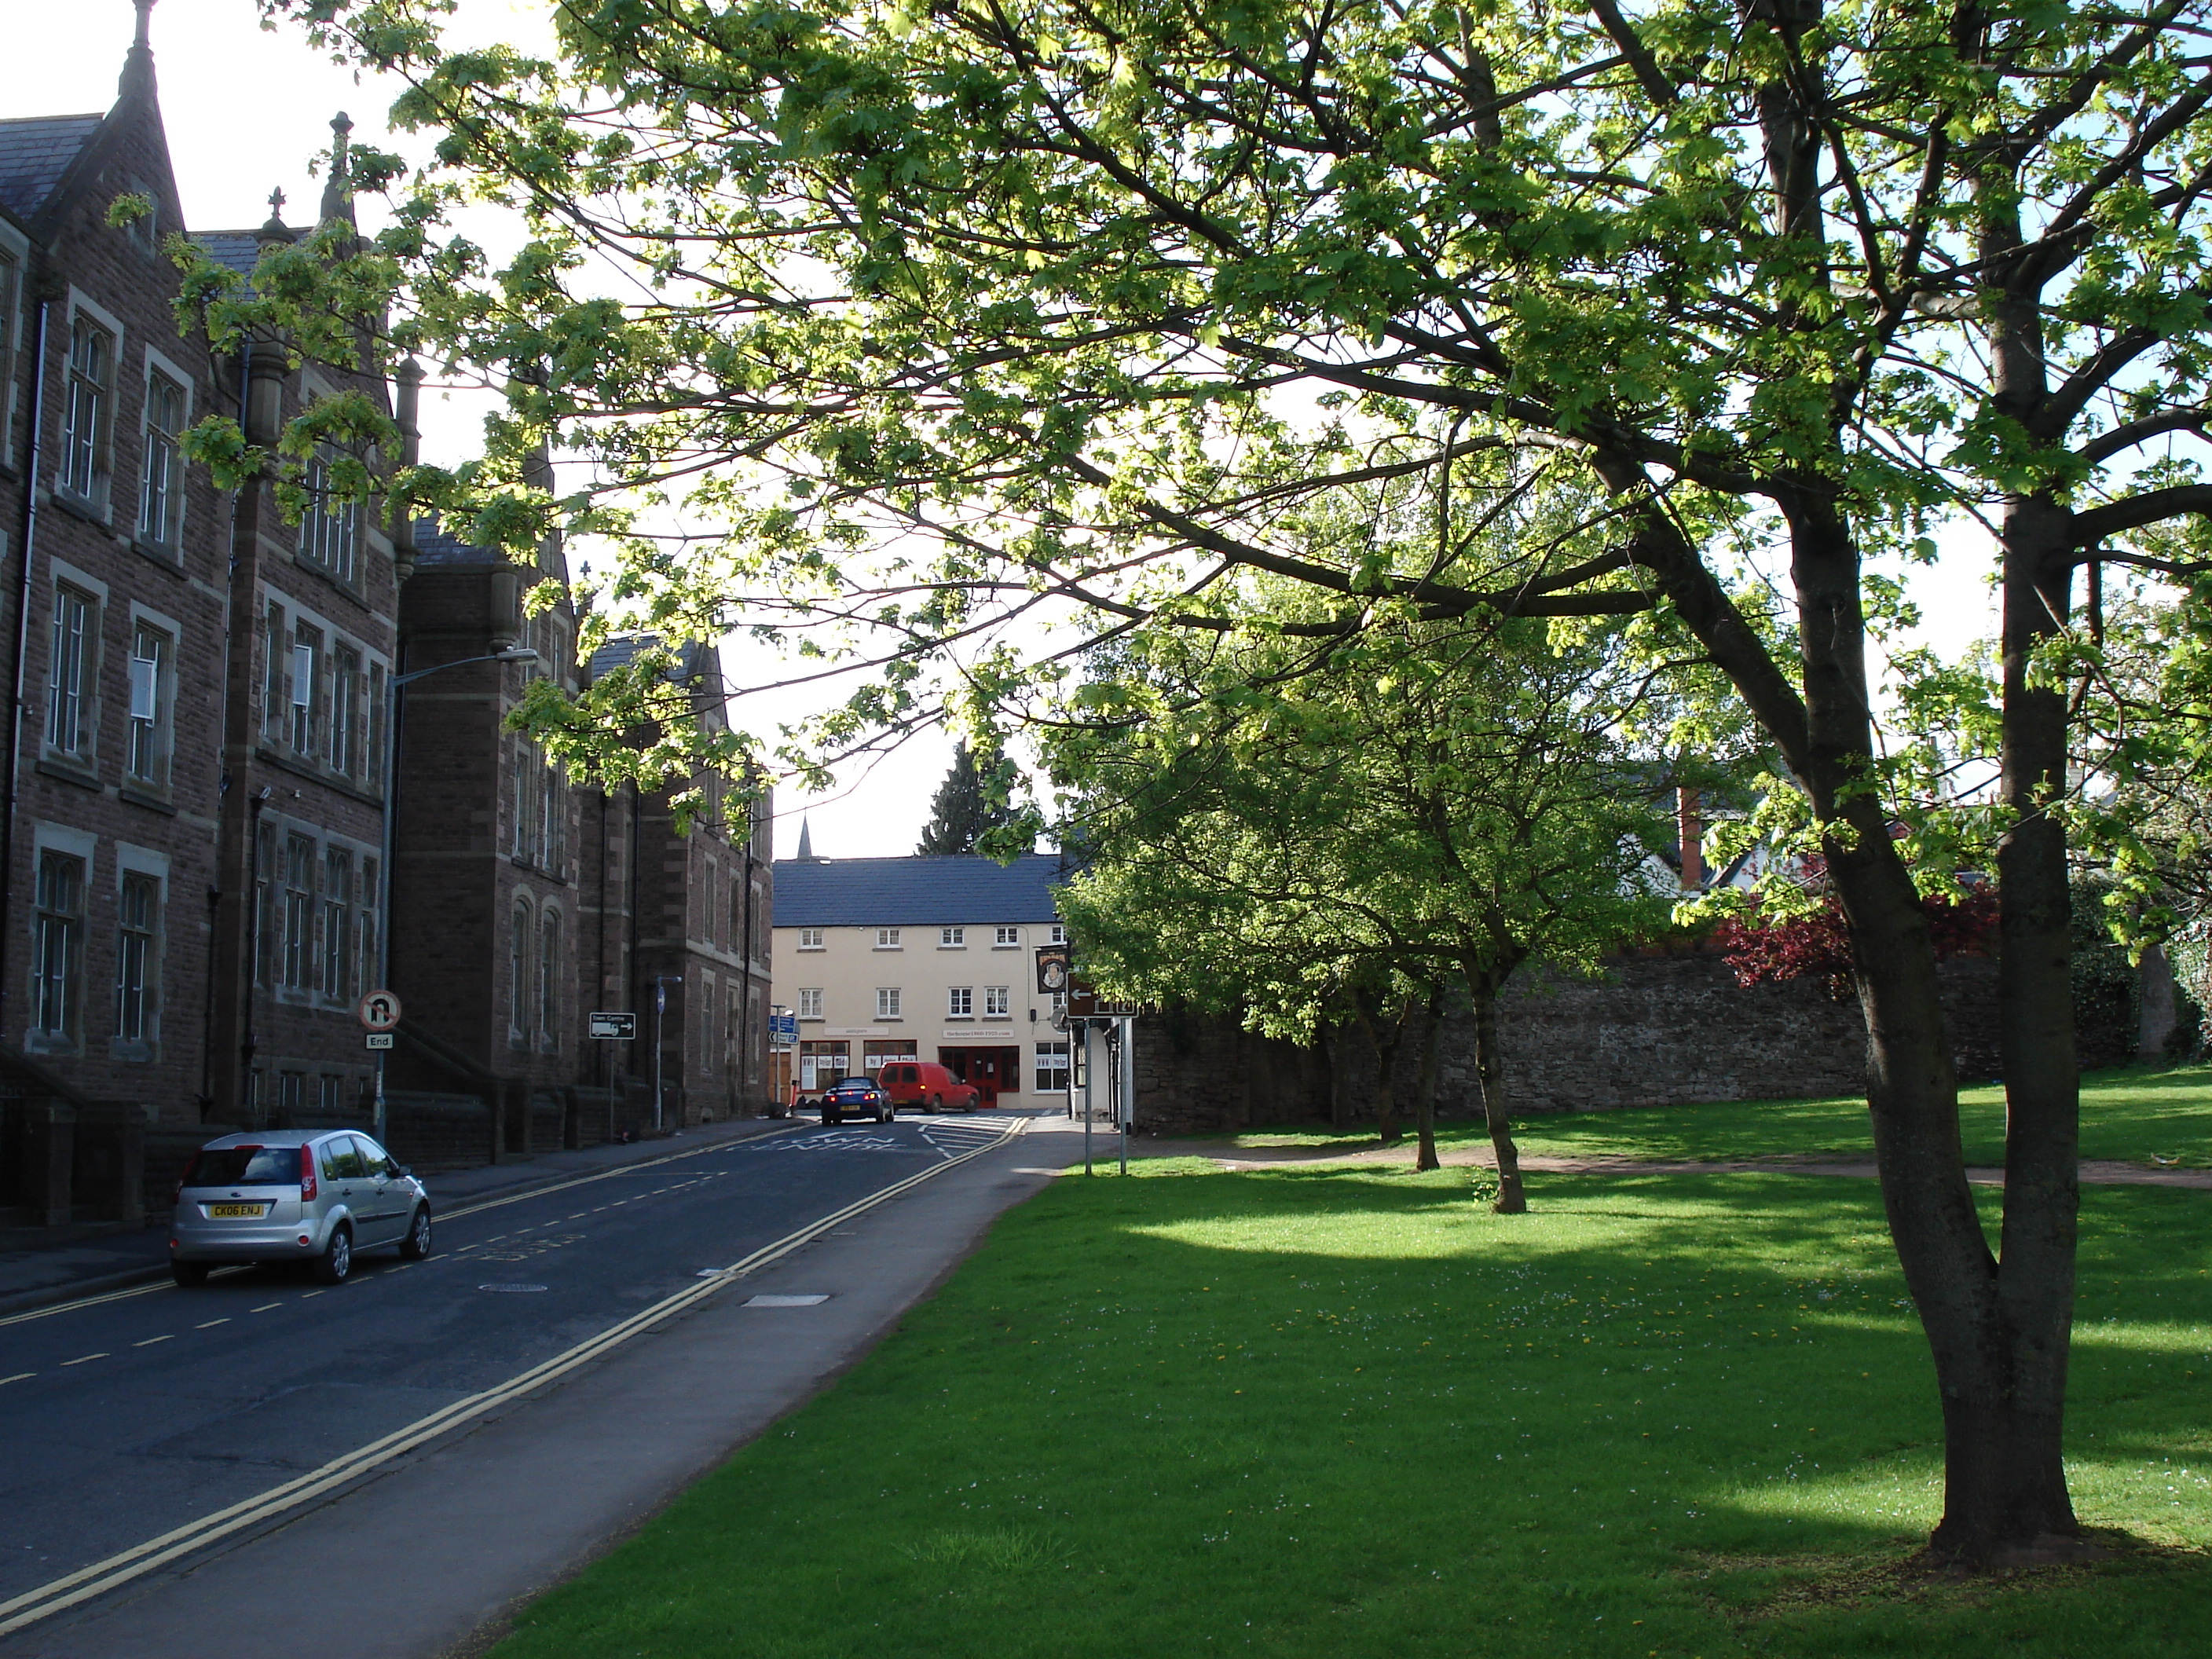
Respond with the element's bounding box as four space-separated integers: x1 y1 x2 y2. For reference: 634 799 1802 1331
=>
1130 947 2001 1136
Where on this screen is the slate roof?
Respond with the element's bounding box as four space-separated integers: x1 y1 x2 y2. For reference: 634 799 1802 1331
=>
191 229 266 275
584 634 712 685
771 853 1066 928
0 114 103 220
411 517 510 569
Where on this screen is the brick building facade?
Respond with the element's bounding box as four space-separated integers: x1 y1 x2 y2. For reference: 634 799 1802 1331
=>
0 12 773 1220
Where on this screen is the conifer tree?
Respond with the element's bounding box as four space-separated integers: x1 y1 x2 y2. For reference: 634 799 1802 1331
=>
916 745 1015 855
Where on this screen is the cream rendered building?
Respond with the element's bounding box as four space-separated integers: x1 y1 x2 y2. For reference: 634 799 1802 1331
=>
771 848 1071 1108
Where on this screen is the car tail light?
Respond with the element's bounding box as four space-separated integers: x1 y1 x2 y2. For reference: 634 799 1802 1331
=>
298 1144 318 1203
172 1152 200 1206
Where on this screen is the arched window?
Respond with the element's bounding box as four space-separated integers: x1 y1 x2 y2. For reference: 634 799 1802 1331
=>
509 896 534 1049
539 910 562 1052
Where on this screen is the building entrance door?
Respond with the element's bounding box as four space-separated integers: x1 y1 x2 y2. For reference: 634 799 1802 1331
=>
938 1046 1020 1108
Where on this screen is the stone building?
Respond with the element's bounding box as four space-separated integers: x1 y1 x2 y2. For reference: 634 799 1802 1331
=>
0 10 774 1221
0 10 397 1220
575 637 775 1133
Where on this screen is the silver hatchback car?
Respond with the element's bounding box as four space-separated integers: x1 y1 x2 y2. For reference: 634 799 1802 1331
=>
169 1130 432 1287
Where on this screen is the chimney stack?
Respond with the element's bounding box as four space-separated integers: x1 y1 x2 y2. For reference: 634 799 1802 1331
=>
1677 786 1705 891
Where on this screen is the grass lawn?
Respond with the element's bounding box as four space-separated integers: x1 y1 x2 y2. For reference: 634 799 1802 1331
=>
490 1127 2212 1654
1207 1062 2212 1169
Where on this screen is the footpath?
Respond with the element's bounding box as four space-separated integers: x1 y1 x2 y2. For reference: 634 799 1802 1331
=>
0 1116 797 1320
1143 1137 2212 1188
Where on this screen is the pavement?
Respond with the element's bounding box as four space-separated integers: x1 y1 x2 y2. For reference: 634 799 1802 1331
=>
0 1116 799 1320
1141 1137 2212 1188
0 1108 1087 1659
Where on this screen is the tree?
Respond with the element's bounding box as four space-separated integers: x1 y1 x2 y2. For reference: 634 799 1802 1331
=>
263 0 2212 1563
915 742 1018 855
1052 600 1675 1206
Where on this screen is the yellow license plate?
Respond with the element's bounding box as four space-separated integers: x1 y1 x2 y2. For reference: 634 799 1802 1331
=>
206 1203 266 1218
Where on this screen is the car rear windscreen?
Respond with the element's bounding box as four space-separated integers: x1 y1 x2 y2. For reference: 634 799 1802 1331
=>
185 1146 298 1186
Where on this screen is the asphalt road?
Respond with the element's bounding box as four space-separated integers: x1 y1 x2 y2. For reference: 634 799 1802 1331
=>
0 1114 1016 1617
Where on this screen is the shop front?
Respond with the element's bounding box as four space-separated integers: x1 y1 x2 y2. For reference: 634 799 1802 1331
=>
937 1046 1021 1108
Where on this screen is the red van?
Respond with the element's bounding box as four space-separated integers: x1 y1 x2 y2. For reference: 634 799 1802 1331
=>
876 1061 983 1114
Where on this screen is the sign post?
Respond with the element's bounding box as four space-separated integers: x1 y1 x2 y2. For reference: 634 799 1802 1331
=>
357 991 402 1145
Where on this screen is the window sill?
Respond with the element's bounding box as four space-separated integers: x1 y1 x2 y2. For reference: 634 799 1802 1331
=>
944 1015 975 1023
35 756 101 791
936 945 967 951
796 945 825 952
131 536 184 570
291 552 373 610
990 943 1020 950
21 1034 79 1058
119 783 176 815
251 745 386 807
872 946 903 952
982 1016 1013 1022
108 1040 156 1064
48 489 111 531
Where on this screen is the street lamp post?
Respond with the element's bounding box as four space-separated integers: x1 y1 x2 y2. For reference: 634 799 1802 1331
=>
650 974 683 1132
372 645 538 1145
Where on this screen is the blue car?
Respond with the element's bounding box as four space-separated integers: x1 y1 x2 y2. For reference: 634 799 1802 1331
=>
819 1075 892 1125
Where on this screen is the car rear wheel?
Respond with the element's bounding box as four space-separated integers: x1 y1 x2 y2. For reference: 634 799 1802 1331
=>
400 1206 434 1261
824 1104 841 1125
170 1260 209 1287
313 1225 353 1284
929 1093 943 1113
877 1102 893 1123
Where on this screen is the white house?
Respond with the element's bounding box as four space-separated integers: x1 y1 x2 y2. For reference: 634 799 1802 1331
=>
771 848 1071 1108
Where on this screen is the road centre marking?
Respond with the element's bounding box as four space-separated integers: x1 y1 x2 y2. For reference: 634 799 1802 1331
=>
0 1116 1029 1639
0 1122 811 1331
59 1354 106 1367
131 1336 173 1348
0 1374 32 1386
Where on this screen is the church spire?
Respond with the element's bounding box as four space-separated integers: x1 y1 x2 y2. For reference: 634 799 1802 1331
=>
797 818 815 860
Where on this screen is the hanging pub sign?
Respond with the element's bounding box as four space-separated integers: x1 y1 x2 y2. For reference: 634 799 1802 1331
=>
1035 942 1071 995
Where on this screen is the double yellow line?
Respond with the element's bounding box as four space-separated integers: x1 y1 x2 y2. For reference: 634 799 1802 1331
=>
0 1116 1027 1638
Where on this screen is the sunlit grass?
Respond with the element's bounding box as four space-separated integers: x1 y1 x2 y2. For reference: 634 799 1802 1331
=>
492 1157 2211 1658
1199 1062 2212 1169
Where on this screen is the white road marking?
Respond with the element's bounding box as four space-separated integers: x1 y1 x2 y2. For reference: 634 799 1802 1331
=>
248 1303 283 1313
59 1354 107 1367
0 1125 814 1331
131 1336 173 1348
194 1320 228 1330
0 1373 33 1386
0 1117 1030 1640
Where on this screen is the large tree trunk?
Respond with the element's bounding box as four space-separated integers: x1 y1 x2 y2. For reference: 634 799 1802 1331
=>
1974 238 2086 1545
1468 976 1526 1213
1412 986 1443 1172
1354 1004 1406 1145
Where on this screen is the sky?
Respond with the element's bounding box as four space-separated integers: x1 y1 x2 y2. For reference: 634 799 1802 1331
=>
5 2 2023 862
0 0 959 861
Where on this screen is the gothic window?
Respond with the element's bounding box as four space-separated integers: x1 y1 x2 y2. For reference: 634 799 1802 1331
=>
114 871 159 1046
59 314 112 503
126 621 172 787
281 835 316 991
539 910 562 1052
45 584 93 757
31 851 85 1045
138 371 185 546
299 448 359 583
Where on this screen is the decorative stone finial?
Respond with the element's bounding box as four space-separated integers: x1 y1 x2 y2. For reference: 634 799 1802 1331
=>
119 0 159 101
258 187 295 247
320 112 357 227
